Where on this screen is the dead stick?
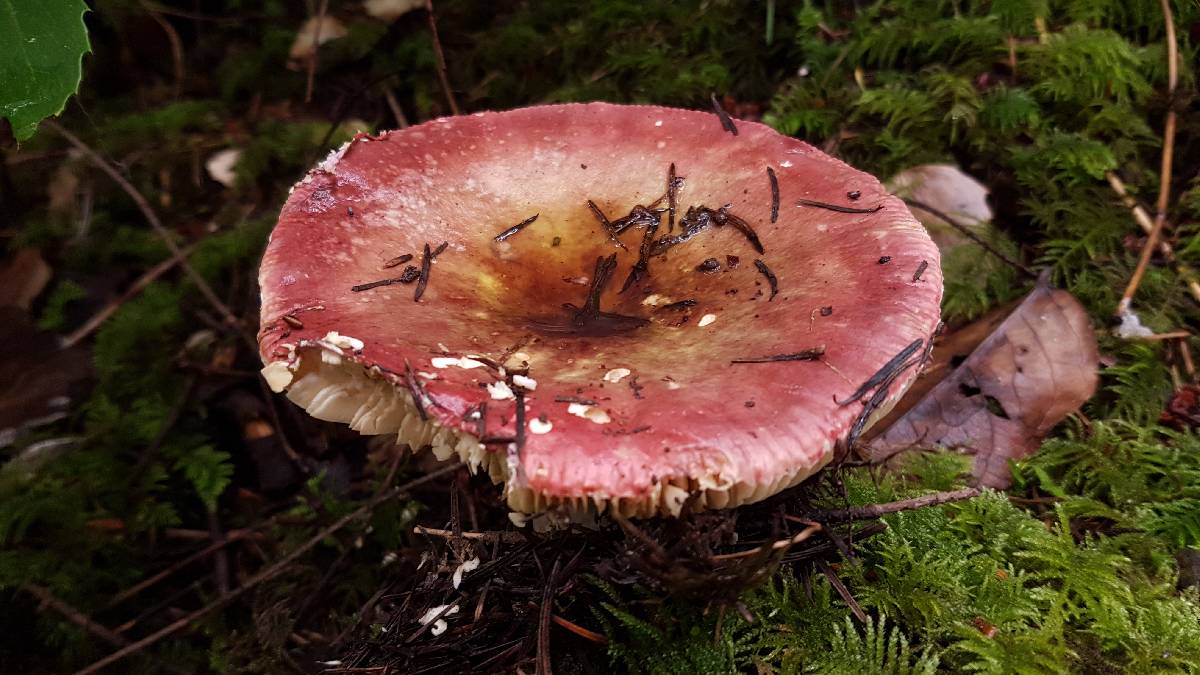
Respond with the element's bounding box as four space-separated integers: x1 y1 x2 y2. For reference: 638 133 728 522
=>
305 0 329 104
62 243 198 348
1118 0 1178 315
23 583 129 647
412 525 524 544
382 86 410 128
903 198 1036 278
551 613 607 644
1106 172 1200 304
105 526 268 609
537 558 560 675
710 523 823 561
74 463 462 675
819 560 867 623
45 121 244 338
815 487 982 523
141 3 185 98
425 0 460 115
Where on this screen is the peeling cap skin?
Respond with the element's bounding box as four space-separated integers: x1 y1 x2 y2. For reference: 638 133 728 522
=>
257 103 942 518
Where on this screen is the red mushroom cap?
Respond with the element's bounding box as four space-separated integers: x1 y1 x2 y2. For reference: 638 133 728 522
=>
258 103 942 518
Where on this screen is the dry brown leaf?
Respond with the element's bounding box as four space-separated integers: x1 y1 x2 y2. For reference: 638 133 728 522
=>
867 283 1099 487
0 249 52 310
363 0 424 22
888 164 993 251
0 307 91 438
288 16 349 64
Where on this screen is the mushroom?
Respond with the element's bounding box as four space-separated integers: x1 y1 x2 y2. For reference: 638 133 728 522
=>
257 103 941 519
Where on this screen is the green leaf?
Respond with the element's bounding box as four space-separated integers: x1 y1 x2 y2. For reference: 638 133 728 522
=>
0 0 90 141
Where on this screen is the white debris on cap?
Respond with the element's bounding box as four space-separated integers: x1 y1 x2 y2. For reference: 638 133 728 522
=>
487 381 515 400
567 403 611 424
529 417 553 434
512 374 537 390
698 313 717 327
261 361 295 392
431 356 486 369
603 368 631 383
320 331 364 352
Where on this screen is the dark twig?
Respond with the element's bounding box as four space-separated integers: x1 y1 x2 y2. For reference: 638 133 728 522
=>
767 167 780 223
414 243 433 301
754 259 778 300
837 338 924 405
425 0 461 115
816 488 982 523
731 348 825 364
75 464 463 675
207 510 231 597
819 561 867 623
667 163 680 232
141 2 185 98
404 359 430 421
304 0 329 103
494 213 539 242
710 93 738 135
351 268 421 292
23 583 129 647
46 121 245 340
796 198 882 214
903 198 1036 278
105 524 272 609
537 558 561 675
61 243 198 348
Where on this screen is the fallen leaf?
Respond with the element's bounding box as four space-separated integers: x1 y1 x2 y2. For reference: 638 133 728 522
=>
363 0 424 22
45 160 80 214
0 249 52 310
888 164 993 251
867 283 1099 488
288 16 349 64
1161 384 1200 431
0 307 91 442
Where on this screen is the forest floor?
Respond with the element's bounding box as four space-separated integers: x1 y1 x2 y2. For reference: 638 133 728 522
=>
2 1 1200 673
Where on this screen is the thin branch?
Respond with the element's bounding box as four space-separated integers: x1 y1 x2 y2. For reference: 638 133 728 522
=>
382 86 410 128
819 560 867 623
305 0 330 104
903 198 1036 278
425 0 461 115
537 558 560 675
1118 0 1179 315
710 523 823 561
104 525 269 609
61 243 198 348
75 463 462 675
141 2 185 98
551 614 607 644
23 583 129 647
412 525 524 544
1106 171 1200 304
815 487 982 523
45 121 244 338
